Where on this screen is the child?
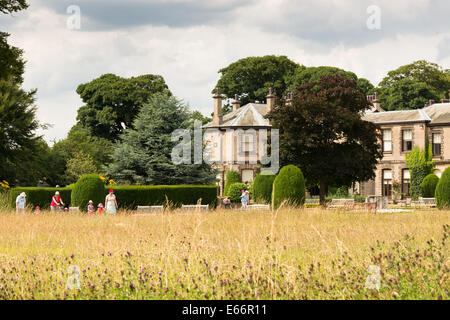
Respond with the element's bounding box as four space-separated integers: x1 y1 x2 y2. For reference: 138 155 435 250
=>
35 206 40 214
87 200 94 215
97 203 104 214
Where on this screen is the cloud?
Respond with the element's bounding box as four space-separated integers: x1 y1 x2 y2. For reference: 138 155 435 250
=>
0 0 449 143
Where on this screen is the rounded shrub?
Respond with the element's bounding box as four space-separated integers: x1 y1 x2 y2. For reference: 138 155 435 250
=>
435 168 450 209
71 174 105 212
420 174 439 198
252 172 276 204
271 165 305 209
223 170 240 196
228 183 248 203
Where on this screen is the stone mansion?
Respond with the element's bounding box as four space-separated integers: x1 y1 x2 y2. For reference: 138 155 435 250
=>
204 88 450 198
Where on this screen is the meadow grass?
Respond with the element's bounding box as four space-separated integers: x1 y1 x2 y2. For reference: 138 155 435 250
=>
0 208 448 300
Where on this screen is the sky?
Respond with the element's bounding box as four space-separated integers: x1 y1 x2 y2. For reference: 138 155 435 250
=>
1 0 449 144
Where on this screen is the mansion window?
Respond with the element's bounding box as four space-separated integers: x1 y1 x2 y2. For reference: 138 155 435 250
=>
239 134 256 156
382 169 392 197
432 133 442 156
402 129 413 152
382 129 392 153
402 169 410 197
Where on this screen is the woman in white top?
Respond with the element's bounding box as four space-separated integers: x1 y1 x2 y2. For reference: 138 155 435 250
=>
16 192 26 213
105 189 118 214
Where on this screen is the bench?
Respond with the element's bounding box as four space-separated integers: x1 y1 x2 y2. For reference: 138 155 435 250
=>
247 204 270 211
137 205 164 212
181 204 209 211
305 199 320 204
327 199 355 209
69 207 79 212
412 197 436 208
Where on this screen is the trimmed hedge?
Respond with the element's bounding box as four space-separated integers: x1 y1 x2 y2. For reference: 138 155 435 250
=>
223 170 240 196
110 185 218 209
10 187 71 209
9 185 218 210
252 172 276 204
435 168 450 209
228 183 248 203
272 165 305 209
71 174 106 212
421 174 439 198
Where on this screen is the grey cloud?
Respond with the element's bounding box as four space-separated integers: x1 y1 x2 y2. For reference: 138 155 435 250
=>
33 0 251 30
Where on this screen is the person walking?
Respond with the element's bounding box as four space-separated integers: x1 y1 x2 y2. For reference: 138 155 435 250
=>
240 190 248 210
16 192 26 213
105 189 118 214
50 191 64 211
87 200 95 215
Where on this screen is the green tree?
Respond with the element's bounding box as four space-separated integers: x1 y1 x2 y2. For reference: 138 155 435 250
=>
107 93 215 185
252 172 276 204
286 66 374 96
76 73 171 141
405 145 434 200
377 60 450 110
267 74 382 205
435 168 450 209
228 182 247 203
215 55 301 106
66 152 99 184
0 32 25 84
0 0 28 14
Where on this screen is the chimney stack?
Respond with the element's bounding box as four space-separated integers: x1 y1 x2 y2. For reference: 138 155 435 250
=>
212 88 223 126
232 94 240 111
372 92 382 112
266 87 275 113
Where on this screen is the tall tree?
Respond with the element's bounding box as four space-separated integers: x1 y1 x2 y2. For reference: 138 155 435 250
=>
286 66 374 96
377 60 450 110
267 74 382 205
107 93 215 185
0 32 25 84
76 73 171 141
215 55 301 106
0 0 28 14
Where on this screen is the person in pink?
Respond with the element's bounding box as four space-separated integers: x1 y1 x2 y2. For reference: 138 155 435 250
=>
87 200 95 215
50 191 64 211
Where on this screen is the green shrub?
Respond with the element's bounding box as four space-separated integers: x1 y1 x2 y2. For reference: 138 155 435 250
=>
421 174 439 198
252 172 276 204
228 183 248 203
0 190 12 210
9 187 72 209
223 170 240 196
271 165 305 209
71 174 106 212
435 168 450 209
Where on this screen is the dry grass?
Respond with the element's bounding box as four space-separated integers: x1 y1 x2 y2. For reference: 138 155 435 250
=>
0 208 448 299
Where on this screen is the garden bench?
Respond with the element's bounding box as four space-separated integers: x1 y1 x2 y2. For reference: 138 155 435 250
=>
305 199 320 204
181 204 209 211
137 205 164 212
413 197 436 208
328 199 355 209
247 204 270 211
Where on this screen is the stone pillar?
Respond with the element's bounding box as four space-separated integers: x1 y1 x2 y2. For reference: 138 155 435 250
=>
266 87 275 113
232 94 240 112
212 88 222 126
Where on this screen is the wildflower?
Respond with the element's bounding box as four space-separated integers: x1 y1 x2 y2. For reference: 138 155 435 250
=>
101 252 104 256
126 250 131 256
108 251 112 256
70 254 74 259
130 283 135 290
183 257 188 263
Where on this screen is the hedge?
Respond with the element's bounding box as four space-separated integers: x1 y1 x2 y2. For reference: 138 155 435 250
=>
9 185 218 210
223 170 240 196
435 168 450 209
272 165 306 209
71 174 106 212
252 172 276 204
420 174 439 198
9 187 72 209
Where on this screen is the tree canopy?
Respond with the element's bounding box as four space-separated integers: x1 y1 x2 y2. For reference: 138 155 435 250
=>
214 55 301 106
0 0 28 14
76 73 171 141
286 66 374 96
107 93 215 185
377 60 450 110
267 74 382 204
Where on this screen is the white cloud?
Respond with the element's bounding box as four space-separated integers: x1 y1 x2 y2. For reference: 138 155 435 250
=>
1 0 448 143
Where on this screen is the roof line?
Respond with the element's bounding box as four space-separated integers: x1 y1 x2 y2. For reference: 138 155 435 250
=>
419 108 432 121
